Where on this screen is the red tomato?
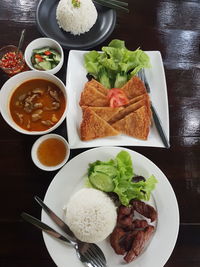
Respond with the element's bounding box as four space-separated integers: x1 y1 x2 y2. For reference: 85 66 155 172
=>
108 88 129 108
35 54 42 58
44 50 51 55
34 54 43 62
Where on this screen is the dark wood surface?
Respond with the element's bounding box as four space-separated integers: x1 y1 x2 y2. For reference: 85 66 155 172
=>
0 0 200 266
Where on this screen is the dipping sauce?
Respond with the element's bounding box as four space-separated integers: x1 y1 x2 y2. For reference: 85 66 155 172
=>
9 79 66 131
0 45 25 75
37 138 67 166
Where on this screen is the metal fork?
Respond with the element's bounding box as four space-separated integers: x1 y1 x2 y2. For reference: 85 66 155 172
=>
21 212 106 267
21 196 107 267
34 196 106 267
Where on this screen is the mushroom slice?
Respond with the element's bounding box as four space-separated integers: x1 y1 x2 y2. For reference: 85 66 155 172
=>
48 87 60 102
32 88 44 95
15 112 23 124
33 102 43 109
41 120 54 126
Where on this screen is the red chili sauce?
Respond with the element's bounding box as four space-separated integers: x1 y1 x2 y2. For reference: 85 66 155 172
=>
0 51 24 75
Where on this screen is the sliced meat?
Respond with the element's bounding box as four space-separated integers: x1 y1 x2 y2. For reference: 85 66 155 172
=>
124 225 154 263
133 219 149 229
131 200 157 222
117 215 133 229
122 230 139 251
110 227 127 255
118 205 133 216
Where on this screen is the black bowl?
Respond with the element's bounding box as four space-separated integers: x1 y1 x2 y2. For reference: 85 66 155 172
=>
36 0 116 50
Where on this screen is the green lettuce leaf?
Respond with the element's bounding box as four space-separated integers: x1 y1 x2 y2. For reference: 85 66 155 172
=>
86 151 158 206
84 39 151 89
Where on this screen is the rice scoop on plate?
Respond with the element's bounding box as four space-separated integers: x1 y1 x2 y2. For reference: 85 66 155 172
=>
63 188 117 242
56 0 98 35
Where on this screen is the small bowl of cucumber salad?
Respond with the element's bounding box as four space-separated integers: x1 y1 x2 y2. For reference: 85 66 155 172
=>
24 37 64 75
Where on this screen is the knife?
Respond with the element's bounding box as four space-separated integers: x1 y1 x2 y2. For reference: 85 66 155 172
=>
21 212 71 243
34 196 76 241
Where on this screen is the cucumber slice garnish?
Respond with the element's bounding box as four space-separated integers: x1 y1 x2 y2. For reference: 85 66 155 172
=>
89 172 115 192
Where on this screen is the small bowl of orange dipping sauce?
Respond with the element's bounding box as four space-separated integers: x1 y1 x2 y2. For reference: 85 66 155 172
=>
31 134 70 171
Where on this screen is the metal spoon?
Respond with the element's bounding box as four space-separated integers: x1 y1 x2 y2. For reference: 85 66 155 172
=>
16 29 26 54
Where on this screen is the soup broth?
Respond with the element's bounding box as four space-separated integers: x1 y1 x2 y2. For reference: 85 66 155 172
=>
9 79 66 131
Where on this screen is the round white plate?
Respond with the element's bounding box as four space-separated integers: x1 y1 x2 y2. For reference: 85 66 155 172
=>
42 147 179 267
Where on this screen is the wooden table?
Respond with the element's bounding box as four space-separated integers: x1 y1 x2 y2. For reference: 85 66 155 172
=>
0 0 200 266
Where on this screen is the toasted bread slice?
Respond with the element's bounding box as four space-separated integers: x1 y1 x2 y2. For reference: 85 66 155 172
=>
86 79 108 95
81 106 124 122
121 76 146 99
108 95 150 124
79 84 109 107
111 106 150 140
80 108 119 141
125 93 147 106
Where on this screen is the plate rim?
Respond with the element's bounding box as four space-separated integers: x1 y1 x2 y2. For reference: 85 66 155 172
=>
36 0 117 49
42 146 179 267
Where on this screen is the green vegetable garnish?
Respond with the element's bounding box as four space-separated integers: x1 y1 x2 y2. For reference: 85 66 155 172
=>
84 39 151 89
72 0 80 8
87 151 158 206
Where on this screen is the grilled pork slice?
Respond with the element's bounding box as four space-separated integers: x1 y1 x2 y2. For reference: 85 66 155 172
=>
79 84 109 107
124 226 155 263
85 79 108 95
121 76 146 99
81 106 124 122
108 95 150 124
111 106 151 140
80 108 119 141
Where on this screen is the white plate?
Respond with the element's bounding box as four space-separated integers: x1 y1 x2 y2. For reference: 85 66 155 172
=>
42 147 179 267
66 50 169 149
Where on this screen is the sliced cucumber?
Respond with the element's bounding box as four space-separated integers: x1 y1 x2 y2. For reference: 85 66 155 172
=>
32 47 50 54
89 172 115 192
33 64 43 70
38 61 52 70
53 53 61 62
34 57 41 64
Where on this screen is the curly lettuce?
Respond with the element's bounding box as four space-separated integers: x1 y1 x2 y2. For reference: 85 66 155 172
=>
84 39 151 89
87 151 157 206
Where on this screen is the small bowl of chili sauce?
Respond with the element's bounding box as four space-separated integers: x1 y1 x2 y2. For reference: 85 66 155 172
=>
31 134 70 171
0 45 25 75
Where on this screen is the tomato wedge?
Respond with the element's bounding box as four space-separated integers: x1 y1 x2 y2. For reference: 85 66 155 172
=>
108 88 129 108
44 50 51 56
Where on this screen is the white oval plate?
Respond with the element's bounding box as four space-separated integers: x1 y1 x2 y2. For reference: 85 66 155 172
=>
42 147 179 267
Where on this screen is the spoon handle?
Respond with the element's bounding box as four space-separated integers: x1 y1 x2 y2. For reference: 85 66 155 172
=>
17 29 26 54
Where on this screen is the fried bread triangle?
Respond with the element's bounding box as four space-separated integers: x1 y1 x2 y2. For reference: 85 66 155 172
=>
111 106 150 140
80 108 119 141
121 76 147 99
108 94 151 124
79 84 109 107
86 79 108 95
81 106 124 122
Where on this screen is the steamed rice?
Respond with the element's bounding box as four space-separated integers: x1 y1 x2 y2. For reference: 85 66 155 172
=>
56 0 98 35
64 188 117 243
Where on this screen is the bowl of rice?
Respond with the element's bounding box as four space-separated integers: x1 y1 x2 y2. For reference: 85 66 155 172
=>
36 0 116 49
56 0 98 35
